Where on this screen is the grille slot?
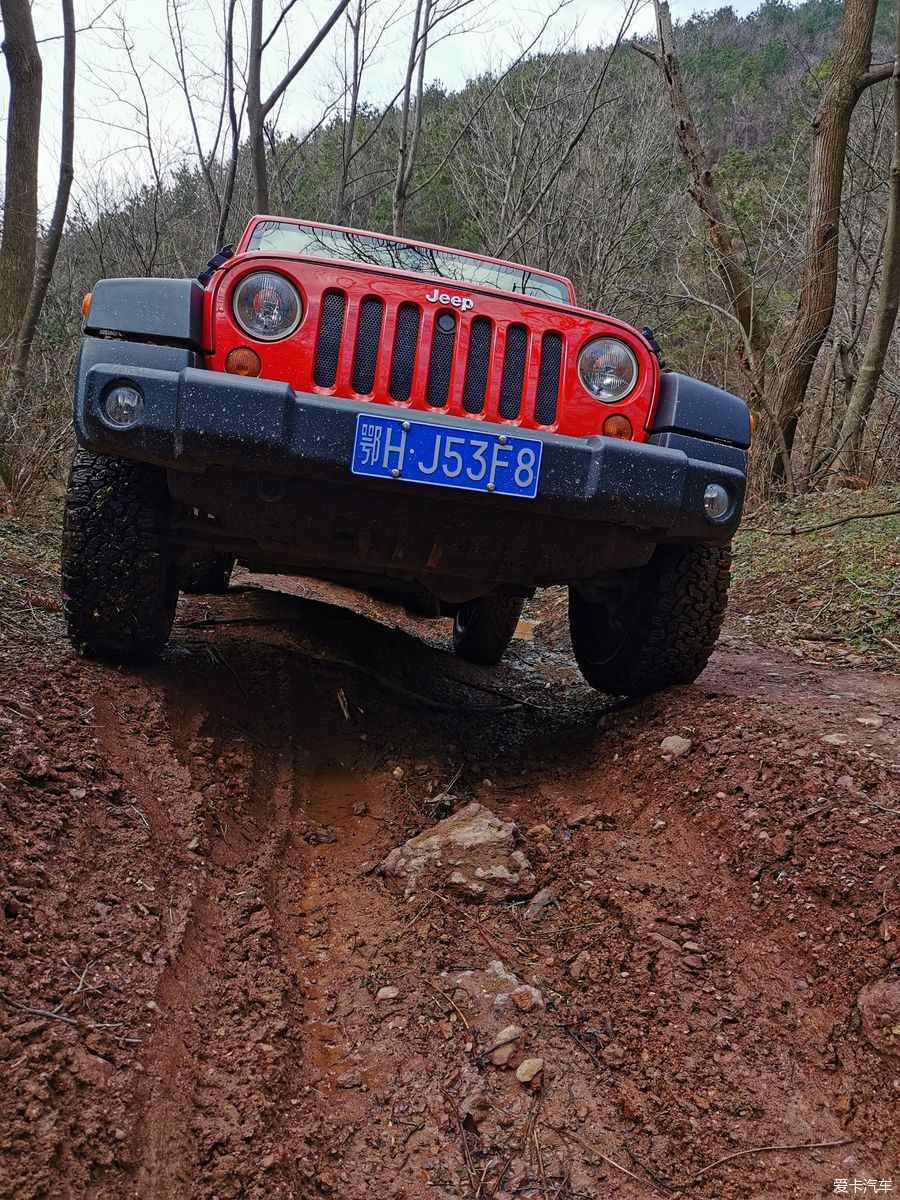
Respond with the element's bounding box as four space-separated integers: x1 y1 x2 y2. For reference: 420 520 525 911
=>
535 331 562 425
313 290 346 388
498 325 527 419
351 296 384 394
426 313 456 407
389 303 420 402
462 317 492 414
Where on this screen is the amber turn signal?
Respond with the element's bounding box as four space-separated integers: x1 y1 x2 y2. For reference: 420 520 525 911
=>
81 293 92 317
225 347 262 377
602 414 633 440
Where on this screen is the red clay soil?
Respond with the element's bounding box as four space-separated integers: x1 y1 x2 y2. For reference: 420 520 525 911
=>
1 556 898 1199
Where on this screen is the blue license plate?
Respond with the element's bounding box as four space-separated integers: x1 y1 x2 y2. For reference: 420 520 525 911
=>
351 414 542 499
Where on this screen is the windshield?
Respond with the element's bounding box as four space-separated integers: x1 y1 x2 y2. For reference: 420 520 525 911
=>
247 221 571 304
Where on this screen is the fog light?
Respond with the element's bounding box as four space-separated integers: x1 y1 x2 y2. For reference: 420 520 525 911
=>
703 483 730 520
104 385 143 427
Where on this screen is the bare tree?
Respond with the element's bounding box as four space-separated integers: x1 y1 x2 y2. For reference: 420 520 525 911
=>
638 0 895 492
392 0 487 236
10 0 76 389
247 0 353 214
634 1 788 481
770 0 894 461
830 3 900 481
333 0 405 223
0 0 43 348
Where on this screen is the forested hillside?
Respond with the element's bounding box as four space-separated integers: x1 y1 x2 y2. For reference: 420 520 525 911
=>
2 0 898 501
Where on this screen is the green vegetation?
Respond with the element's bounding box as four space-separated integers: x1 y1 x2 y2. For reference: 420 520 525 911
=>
730 487 900 663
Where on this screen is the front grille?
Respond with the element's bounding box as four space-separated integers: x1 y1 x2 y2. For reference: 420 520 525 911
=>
426 313 455 407
311 291 564 428
498 325 527 420
313 290 345 388
390 303 420 402
352 296 383 394
535 332 562 425
462 317 491 413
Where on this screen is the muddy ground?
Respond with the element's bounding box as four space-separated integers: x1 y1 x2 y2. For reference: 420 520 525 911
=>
2 527 899 1199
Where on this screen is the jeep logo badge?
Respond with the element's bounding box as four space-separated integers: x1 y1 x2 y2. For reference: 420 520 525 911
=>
425 287 474 312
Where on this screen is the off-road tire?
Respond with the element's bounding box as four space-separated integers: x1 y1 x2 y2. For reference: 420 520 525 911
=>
61 449 179 663
568 542 732 697
179 553 234 595
452 596 524 665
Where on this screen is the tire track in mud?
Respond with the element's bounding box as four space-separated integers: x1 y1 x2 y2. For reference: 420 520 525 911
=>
123 657 312 1198
89 604 423 1198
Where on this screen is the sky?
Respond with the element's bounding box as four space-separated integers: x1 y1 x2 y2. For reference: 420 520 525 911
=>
8 0 760 213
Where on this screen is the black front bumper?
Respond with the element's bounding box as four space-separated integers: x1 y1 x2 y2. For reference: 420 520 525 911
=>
74 346 747 589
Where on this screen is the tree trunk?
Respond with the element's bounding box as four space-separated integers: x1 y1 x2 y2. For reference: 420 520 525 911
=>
647 3 770 383
247 0 268 214
0 0 43 349
335 0 363 223
642 2 794 486
215 0 240 250
771 0 881 459
829 4 900 481
392 0 427 237
10 0 75 388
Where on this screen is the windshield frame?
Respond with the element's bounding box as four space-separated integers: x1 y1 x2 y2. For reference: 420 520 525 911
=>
239 217 575 306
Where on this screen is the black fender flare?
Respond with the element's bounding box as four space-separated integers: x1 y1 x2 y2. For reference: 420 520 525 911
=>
83 278 205 351
651 372 751 448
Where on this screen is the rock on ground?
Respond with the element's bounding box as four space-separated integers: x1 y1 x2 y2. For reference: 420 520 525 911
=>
443 960 544 1028
380 801 537 901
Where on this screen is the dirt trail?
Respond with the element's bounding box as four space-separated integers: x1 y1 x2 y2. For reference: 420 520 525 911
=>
2 570 898 1199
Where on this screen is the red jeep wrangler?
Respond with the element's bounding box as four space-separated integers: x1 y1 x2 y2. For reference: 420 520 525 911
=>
62 217 749 696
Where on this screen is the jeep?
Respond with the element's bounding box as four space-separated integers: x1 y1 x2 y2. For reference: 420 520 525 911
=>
62 216 750 695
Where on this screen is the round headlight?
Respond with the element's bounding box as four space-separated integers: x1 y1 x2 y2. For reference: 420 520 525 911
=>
577 337 638 402
232 272 302 341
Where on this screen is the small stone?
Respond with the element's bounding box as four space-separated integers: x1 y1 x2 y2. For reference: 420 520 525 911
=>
566 806 597 828
660 736 692 757
515 1057 544 1084
569 951 591 980
353 801 368 816
392 767 405 780
601 1043 626 1068
856 715 884 729
682 940 702 952
376 986 400 1001
511 986 542 1013
821 733 849 746
488 1024 524 1067
526 824 552 839
524 886 557 921
187 836 201 851
336 1068 363 1089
